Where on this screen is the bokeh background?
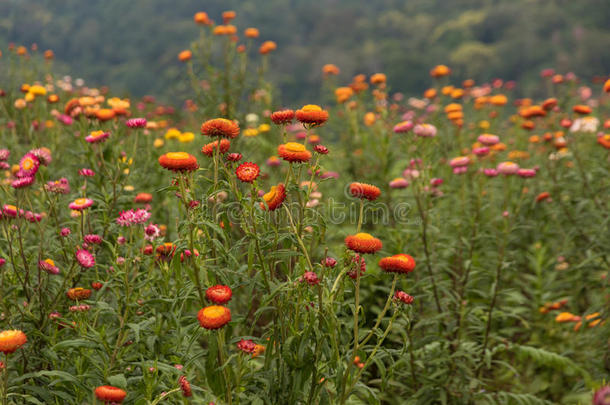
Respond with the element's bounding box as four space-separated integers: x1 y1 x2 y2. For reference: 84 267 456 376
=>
1 0 609 102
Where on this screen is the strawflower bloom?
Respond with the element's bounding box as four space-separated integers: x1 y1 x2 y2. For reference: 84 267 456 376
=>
2 205 18 218
39 258 59 275
69 198 93 211
261 183 286 211
237 339 256 354
295 104 329 127
126 118 147 128
593 386 610 405
76 249 95 268
158 152 198 172
135 192 153 203
497 161 520 175
379 254 416 274
178 376 192 397
67 287 92 300
345 233 383 254
144 223 161 241
85 130 110 144
198 305 231 329
477 134 500 145
349 182 381 201
29 148 52 166
84 234 102 244
313 144 329 154
45 178 70 194
18 153 40 177
395 291 414 305
300 271 319 286
12 176 35 189
413 123 437 138
278 142 312 163
201 139 231 157
116 209 151 226
0 330 27 354
201 118 240 138
206 285 233 304
393 121 414 133
270 109 295 125
235 162 260 183
79 168 95 177
94 386 127 404
517 168 537 178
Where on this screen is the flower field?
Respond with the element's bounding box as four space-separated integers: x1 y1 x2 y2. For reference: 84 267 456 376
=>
0 9 609 405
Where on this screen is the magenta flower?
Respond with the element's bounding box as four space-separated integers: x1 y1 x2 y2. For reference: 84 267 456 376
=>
85 131 110 144
84 234 102 244
0 149 10 161
79 168 95 177
45 178 70 194
116 209 151 226
395 291 414 305
477 134 499 145
517 168 536 178
300 271 320 286
237 339 256 354
12 176 35 189
389 178 409 189
69 198 94 211
18 153 40 178
39 259 59 275
126 118 147 128
393 120 414 133
497 161 519 175
76 249 95 268
413 123 437 138
29 148 52 166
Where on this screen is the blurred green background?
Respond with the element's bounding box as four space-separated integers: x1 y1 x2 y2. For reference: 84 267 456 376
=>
1 0 609 102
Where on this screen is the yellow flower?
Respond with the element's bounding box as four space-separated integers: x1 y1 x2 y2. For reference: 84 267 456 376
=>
25 92 35 102
243 128 259 137
164 128 181 140
29 85 47 96
107 97 130 109
258 123 271 133
153 138 164 148
124 185 134 192
178 132 195 143
478 120 490 129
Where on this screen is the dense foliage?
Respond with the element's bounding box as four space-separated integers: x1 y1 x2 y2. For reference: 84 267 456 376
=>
0 7 609 405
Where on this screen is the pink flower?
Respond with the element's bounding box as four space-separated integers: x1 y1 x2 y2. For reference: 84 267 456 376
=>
430 178 443 187
477 134 499 145
497 161 519 175
61 228 71 236
29 148 52 166
76 249 95 268
0 149 10 161
237 339 256 354
11 176 35 189
449 156 470 168
322 257 337 268
394 291 414 305
18 153 40 178
2 205 18 218
483 168 499 177
79 168 95 177
472 147 489 156
69 198 94 211
39 259 59 275
389 177 409 189
452 166 468 175
116 209 151 226
126 118 147 128
413 124 437 138
45 178 70 194
84 234 102 244
85 131 110 144
517 168 536 178
320 171 339 179
144 223 161 241
393 121 414 133
58 114 73 125
300 271 319 286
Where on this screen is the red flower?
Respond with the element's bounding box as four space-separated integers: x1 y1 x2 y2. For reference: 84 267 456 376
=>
349 182 381 201
94 386 127 403
345 233 382 254
227 153 242 162
201 139 231 157
572 105 592 115
270 109 295 125
237 338 256 353
378 254 416 274
536 192 551 202
178 376 192 397
206 285 233 304
295 104 329 127
158 152 198 172
134 193 153 203
261 183 286 211
278 142 312 163
198 306 231 329
313 144 329 154
235 162 260 183
0 330 27 354
395 291 414 305
201 118 240 138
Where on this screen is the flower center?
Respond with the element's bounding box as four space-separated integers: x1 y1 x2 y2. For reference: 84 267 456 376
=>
22 158 34 170
203 306 226 318
167 152 189 160
355 233 373 240
285 142 306 152
301 104 322 112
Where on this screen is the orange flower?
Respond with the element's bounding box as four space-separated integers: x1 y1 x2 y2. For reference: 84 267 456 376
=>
489 94 507 106
555 312 580 323
430 65 451 77
94 386 127 403
572 105 592 115
270 109 295 125
206 285 233 304
295 104 329 127
462 79 475 88
370 73 386 85
198 305 231 329
95 109 115 122
349 182 381 201
44 49 54 60
158 152 198 172
535 192 551 202
597 134 610 149
201 118 240 138
194 12 211 25
335 87 353 103
244 28 259 38
261 183 286 211
520 106 546 118
259 41 277 54
201 139 231 156
541 98 557 110
222 10 236 23
0 330 27 354
378 254 416 274
67 287 92 301
252 344 266 357
178 50 192 62
345 233 383 254
235 162 260 183
322 64 340 76
134 193 153 203
278 142 312 163
213 25 228 35
423 88 437 99
604 79 610 93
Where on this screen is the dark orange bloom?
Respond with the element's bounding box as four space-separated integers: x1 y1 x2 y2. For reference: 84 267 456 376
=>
235 162 260 183
201 118 240 138
424 88 437 99
47 94 59 103
349 182 381 201
67 287 91 301
244 28 259 38
296 104 329 127
270 109 295 125
489 94 507 106
370 73 386 85
198 305 231 329
521 120 535 130
158 152 198 172
536 192 551 202
213 25 228 35
322 64 340 76
379 254 416 274
462 79 475 88
430 65 451 77
542 98 557 110
156 243 176 258
572 105 592 115
194 12 211 25
597 134 610 149
259 40 277 54
604 79 610 93
201 139 231 156
178 50 192 62
0 330 27 354
206 285 233 304
345 233 383 254
278 142 312 163
179 376 192 397
520 106 546 118
261 183 286 211
94 386 127 403
95 109 115 121
44 50 54 60
225 25 237 35
134 193 153 204
222 10 236 23
335 87 354 103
